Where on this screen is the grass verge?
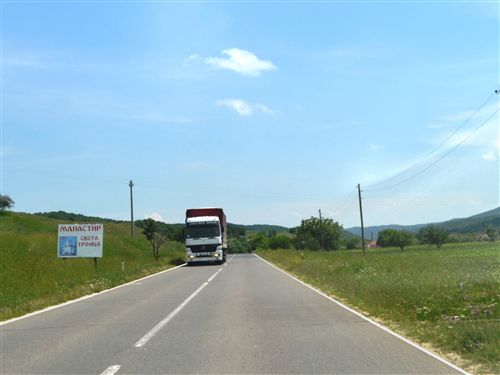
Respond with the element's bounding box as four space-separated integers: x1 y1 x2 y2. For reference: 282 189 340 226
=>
0 212 185 321
257 243 499 374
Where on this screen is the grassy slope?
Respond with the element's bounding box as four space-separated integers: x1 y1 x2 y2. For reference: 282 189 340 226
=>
257 243 499 374
0 212 185 321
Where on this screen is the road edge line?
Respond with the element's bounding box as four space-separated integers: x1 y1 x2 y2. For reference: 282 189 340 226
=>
253 253 470 375
0 263 186 326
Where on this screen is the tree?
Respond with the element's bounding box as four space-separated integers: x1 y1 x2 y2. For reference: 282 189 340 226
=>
139 218 171 260
172 226 185 243
378 229 414 251
249 233 269 251
485 227 497 242
269 234 293 249
295 216 343 250
397 231 414 251
228 224 246 238
343 236 359 250
418 225 449 249
377 229 400 248
0 194 14 211
229 237 252 253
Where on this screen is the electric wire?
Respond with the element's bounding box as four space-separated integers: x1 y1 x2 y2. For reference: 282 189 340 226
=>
366 90 498 189
365 108 499 192
330 190 357 216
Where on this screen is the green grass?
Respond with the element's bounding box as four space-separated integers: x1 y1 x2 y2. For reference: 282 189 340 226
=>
257 243 500 374
0 211 185 321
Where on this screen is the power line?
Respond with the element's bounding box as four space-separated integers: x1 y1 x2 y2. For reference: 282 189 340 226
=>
366 90 499 189
330 190 357 215
366 108 499 192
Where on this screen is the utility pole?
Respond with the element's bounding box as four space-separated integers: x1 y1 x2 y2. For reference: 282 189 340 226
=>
129 180 134 238
319 209 324 250
357 183 365 255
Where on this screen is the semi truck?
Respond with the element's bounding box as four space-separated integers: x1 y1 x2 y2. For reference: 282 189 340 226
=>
185 208 227 265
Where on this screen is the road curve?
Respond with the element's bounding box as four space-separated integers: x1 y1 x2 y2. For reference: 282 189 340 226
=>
1 254 464 374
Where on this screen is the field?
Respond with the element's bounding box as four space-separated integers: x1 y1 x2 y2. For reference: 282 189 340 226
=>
0 212 185 321
257 243 499 374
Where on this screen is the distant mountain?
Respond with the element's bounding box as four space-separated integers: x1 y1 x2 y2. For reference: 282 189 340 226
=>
346 207 500 239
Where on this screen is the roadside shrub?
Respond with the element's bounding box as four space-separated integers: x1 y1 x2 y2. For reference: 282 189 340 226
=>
269 235 293 249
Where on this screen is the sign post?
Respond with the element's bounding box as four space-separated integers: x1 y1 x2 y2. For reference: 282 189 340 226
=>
58 224 104 259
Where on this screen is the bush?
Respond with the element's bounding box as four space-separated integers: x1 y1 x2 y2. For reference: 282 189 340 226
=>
229 237 252 253
269 234 293 249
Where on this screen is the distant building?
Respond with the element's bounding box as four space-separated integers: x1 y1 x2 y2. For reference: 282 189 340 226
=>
367 240 378 249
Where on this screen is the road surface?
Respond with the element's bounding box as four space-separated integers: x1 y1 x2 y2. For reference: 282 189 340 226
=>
1 254 464 374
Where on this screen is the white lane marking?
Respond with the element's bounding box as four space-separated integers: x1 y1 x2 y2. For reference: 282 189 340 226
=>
134 267 223 348
253 253 470 375
1 263 187 326
100 365 121 375
207 267 223 282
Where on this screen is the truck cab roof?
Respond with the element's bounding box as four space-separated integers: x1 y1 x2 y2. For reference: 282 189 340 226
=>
186 216 220 224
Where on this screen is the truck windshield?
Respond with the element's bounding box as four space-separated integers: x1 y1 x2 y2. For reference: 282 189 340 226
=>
185 224 220 239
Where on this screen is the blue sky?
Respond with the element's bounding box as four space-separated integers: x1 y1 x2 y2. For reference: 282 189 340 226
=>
2 1 499 228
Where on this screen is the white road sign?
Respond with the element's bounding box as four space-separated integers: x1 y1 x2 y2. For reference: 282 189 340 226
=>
58 224 104 258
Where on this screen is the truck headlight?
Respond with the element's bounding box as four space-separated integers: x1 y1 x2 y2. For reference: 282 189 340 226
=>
188 255 195 259
213 253 220 257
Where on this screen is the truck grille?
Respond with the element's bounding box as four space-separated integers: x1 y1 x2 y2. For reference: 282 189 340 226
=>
190 244 218 253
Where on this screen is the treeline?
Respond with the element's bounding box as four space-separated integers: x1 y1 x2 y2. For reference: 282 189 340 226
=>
377 225 498 250
229 217 499 253
34 210 122 223
229 216 359 253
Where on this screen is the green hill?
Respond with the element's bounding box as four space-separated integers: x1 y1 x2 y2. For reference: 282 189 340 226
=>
347 207 500 239
34 210 122 223
241 224 290 233
0 211 184 321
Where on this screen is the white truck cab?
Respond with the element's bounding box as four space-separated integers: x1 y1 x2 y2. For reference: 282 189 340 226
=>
185 212 226 265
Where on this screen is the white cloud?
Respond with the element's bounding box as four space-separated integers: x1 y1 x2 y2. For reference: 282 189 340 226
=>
368 142 386 152
437 103 499 123
255 103 275 114
216 98 276 117
183 54 200 65
144 212 166 222
482 151 497 161
427 123 452 129
437 110 475 122
217 99 253 116
429 106 499 150
206 48 277 77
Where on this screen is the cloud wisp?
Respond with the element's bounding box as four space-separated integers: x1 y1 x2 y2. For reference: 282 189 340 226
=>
368 142 386 152
144 212 166 222
206 48 277 77
482 151 497 161
216 98 276 116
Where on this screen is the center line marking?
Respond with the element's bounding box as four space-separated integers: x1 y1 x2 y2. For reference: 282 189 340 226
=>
100 365 121 375
134 267 223 348
207 267 223 282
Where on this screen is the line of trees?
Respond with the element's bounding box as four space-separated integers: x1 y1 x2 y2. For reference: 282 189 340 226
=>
377 225 451 250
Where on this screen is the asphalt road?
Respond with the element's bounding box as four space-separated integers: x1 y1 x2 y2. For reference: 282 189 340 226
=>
1 254 464 374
